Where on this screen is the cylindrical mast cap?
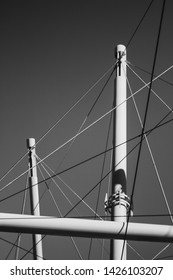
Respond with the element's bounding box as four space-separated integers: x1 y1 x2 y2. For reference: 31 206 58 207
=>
115 44 126 58
26 138 36 148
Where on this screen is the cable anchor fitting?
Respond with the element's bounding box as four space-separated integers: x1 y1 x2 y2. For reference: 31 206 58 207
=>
104 191 133 216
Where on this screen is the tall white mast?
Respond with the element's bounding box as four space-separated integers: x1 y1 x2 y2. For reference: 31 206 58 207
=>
110 44 129 259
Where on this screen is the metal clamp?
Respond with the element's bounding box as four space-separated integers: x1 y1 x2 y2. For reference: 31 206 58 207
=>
104 192 133 216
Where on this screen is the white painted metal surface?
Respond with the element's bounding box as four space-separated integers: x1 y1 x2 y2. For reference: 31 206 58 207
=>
111 44 127 259
27 138 43 260
0 213 172 243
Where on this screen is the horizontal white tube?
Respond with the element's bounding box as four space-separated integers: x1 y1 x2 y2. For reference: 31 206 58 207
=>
0 213 172 242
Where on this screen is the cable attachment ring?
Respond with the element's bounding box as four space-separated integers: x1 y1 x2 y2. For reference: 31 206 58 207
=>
104 192 133 216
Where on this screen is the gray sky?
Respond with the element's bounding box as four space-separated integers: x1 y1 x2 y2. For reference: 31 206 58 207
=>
1 0 173 260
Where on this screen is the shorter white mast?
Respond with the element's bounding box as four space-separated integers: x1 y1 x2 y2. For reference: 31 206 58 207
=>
27 138 43 260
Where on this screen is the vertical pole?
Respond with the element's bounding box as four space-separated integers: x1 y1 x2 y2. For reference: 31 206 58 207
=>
110 44 127 260
27 138 43 260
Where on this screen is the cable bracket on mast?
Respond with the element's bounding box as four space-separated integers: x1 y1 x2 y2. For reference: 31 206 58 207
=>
104 192 133 216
